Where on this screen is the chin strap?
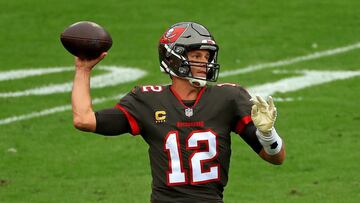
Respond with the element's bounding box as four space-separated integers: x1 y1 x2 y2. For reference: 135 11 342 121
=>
188 78 207 87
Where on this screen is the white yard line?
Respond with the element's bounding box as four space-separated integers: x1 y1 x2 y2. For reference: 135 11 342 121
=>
0 66 146 97
249 70 360 97
0 67 71 81
1 42 360 125
0 94 124 125
220 42 360 77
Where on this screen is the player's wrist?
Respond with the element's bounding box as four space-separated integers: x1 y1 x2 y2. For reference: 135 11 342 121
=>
256 128 282 155
75 66 93 73
257 126 274 136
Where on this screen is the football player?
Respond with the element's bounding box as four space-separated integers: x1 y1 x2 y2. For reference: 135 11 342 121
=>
72 22 285 203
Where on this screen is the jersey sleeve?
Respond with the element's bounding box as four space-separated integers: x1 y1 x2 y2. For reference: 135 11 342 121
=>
231 86 253 134
239 122 263 154
229 86 263 153
94 108 130 136
115 86 143 135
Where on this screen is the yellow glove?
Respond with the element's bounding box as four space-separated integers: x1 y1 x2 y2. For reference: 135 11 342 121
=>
251 95 277 134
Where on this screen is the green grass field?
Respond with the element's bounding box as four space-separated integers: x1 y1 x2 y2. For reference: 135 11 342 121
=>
1 0 360 202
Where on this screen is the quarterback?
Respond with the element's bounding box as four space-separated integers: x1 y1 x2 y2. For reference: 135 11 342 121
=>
72 22 285 203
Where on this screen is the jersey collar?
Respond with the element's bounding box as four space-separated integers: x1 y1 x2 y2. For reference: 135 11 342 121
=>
169 85 206 109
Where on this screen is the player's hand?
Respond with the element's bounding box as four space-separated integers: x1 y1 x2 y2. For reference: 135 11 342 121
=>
75 52 107 71
251 95 277 135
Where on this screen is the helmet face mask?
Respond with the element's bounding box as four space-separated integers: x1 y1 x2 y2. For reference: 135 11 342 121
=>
179 59 219 82
159 22 220 85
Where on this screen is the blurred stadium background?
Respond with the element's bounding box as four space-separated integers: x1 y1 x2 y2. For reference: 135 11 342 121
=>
0 0 359 202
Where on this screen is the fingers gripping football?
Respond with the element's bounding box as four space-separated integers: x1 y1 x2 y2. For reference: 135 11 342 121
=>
251 96 277 134
75 52 107 71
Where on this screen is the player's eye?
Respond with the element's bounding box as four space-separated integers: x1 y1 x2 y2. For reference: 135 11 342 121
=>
205 54 210 61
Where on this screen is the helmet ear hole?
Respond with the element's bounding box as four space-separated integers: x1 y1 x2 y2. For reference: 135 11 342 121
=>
174 46 185 54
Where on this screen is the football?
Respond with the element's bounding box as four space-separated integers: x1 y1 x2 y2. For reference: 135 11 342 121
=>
60 21 112 60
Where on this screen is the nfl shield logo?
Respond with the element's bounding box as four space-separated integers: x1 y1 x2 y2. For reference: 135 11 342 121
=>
185 108 193 117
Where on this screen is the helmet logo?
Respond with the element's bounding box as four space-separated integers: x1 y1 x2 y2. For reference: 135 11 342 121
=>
160 27 186 44
165 28 176 38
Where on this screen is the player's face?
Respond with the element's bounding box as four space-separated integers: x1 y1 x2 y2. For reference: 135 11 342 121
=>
187 50 210 79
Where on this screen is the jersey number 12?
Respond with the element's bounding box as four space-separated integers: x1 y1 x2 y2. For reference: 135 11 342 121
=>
164 130 220 185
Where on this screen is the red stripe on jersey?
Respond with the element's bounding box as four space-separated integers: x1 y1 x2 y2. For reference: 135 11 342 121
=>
115 104 140 135
235 115 252 134
170 86 206 109
193 87 206 107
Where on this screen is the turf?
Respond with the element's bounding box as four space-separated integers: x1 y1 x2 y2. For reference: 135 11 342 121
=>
0 0 359 202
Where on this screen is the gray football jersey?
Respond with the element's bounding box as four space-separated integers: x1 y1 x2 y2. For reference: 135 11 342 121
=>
116 84 255 202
